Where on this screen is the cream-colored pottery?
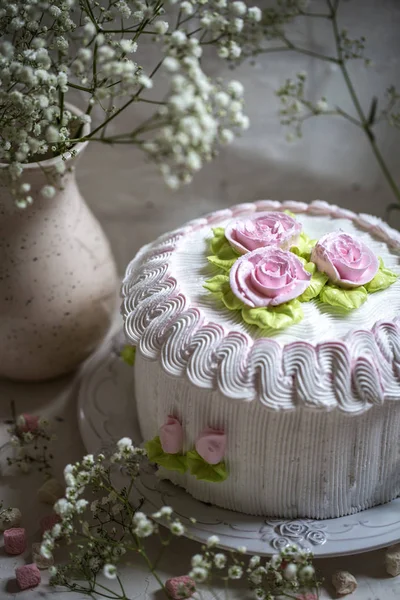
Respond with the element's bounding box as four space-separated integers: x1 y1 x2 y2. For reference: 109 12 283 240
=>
0 109 118 381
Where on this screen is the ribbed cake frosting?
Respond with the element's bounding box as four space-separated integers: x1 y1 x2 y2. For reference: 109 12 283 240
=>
122 200 400 518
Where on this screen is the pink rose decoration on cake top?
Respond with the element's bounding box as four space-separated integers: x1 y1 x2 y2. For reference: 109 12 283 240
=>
310 232 379 288
196 428 226 465
230 247 311 308
159 416 183 454
225 211 302 254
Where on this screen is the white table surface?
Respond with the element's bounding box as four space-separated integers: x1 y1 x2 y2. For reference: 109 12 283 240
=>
2 0 400 596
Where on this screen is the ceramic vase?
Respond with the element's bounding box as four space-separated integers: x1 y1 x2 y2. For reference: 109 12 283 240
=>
0 109 118 381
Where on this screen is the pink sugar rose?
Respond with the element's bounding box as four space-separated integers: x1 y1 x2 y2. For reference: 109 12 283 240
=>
311 231 379 288
225 211 302 254
159 416 183 454
195 428 226 465
230 247 311 308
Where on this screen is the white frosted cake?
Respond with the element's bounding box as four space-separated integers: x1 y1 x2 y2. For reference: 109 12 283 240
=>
121 200 400 519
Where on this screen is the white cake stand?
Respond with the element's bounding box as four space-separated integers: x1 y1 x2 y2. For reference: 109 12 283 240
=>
77 325 400 558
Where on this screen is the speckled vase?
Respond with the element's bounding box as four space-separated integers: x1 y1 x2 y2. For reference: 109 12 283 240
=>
0 118 118 381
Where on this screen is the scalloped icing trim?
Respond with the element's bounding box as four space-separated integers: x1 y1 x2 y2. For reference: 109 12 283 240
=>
122 200 400 414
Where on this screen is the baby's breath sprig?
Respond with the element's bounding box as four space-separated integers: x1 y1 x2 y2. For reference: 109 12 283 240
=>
40 437 321 599
0 0 266 205
6 411 55 478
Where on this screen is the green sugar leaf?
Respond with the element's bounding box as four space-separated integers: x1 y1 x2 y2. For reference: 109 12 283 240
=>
242 299 303 330
120 345 136 366
365 258 398 293
186 450 228 483
298 268 328 302
290 232 317 261
210 228 240 262
204 274 244 310
319 284 368 310
145 436 187 474
207 254 238 272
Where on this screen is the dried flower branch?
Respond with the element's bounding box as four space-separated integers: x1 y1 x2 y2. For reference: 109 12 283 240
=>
242 0 400 209
6 411 55 478
0 0 266 205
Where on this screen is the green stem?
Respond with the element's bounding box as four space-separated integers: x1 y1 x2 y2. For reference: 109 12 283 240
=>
68 82 93 93
137 544 169 598
255 42 338 64
86 58 164 140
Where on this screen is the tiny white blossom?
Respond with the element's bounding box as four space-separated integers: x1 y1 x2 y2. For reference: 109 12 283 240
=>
164 57 180 72
228 80 244 98
138 74 153 89
154 20 169 35
316 99 329 112
191 554 204 567
284 563 298 581
214 553 227 569
299 565 315 580
170 520 185 536
248 6 262 21
180 1 194 15
159 506 173 516
249 555 261 569
207 535 220 547
117 437 133 452
231 1 247 16
228 565 243 579
103 564 117 579
41 185 56 199
237 545 247 554
189 566 208 583
76 499 88 513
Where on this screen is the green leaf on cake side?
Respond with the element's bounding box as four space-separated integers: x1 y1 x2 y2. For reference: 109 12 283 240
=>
242 299 303 330
145 436 188 474
186 450 228 483
298 264 329 302
290 232 317 261
365 257 398 293
204 274 244 311
319 284 368 310
120 345 136 366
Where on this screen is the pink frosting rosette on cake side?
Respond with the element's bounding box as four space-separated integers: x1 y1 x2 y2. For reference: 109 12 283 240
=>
225 211 302 254
230 247 311 307
196 428 226 465
159 416 183 454
310 231 379 288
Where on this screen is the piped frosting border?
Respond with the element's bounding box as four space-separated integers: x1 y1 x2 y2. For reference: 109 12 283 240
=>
121 200 400 414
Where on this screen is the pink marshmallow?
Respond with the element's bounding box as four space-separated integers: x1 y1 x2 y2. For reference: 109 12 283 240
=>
165 576 196 599
4 527 27 555
40 513 61 535
16 563 41 590
18 413 39 433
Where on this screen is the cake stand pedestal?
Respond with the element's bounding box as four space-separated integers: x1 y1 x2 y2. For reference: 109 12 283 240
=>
77 323 400 558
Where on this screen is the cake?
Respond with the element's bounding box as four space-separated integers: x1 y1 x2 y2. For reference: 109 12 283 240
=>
121 200 400 519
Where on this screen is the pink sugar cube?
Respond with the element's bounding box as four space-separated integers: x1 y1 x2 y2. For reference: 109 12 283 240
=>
18 413 39 433
165 576 196 599
16 563 41 590
4 527 27 555
40 513 61 535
